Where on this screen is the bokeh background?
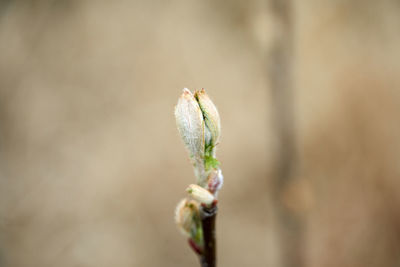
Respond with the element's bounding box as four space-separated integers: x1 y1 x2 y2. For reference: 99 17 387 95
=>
0 1 399 267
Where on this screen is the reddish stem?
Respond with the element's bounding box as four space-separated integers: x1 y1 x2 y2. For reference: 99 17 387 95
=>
199 204 217 267
188 238 204 256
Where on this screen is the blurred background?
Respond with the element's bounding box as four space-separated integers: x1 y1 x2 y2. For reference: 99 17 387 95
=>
0 1 399 266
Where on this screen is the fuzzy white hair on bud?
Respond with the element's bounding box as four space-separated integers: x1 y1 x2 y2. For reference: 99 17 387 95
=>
175 89 207 184
175 89 205 158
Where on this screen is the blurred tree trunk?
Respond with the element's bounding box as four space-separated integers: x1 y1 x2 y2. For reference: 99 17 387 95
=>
267 0 304 267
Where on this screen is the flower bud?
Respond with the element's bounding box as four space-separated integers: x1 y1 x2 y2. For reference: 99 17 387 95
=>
175 198 200 237
186 184 215 206
194 89 221 149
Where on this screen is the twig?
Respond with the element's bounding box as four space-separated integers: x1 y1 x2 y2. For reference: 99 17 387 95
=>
199 204 217 267
174 89 222 267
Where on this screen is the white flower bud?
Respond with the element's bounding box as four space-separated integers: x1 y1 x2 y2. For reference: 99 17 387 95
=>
186 184 215 206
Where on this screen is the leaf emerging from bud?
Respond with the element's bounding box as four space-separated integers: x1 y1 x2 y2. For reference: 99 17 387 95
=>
186 184 215 206
194 89 221 149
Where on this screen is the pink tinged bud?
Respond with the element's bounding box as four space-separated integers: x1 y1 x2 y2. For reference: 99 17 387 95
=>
194 89 221 149
207 169 224 195
186 184 215 206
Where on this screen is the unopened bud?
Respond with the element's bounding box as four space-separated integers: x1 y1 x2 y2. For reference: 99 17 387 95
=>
194 89 221 149
175 88 205 160
207 169 224 195
175 88 222 185
175 89 206 182
175 198 200 237
186 184 215 206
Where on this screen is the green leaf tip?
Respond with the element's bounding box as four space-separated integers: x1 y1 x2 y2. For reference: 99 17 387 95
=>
205 155 220 170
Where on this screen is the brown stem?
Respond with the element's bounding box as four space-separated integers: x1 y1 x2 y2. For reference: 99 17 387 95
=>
199 204 217 267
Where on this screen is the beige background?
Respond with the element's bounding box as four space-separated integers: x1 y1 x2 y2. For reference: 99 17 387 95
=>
0 1 399 266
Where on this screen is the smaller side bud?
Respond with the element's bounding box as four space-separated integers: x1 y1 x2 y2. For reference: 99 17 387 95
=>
175 198 200 237
207 169 224 195
186 184 215 206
